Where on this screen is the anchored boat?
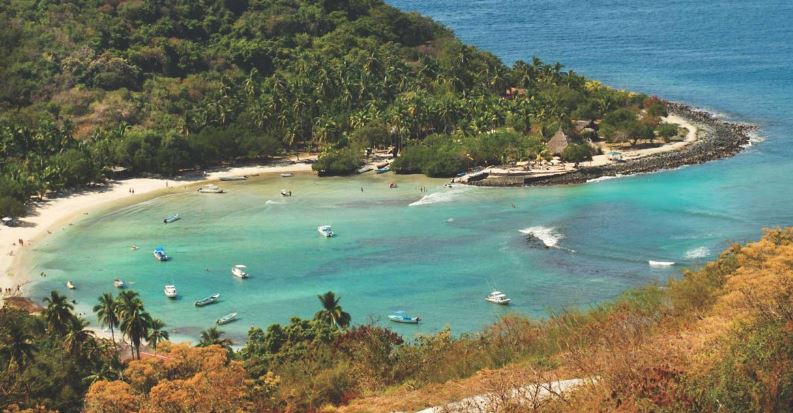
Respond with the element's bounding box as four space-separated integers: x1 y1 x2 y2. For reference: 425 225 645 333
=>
231 265 249 279
194 293 220 307
164 284 177 298
153 246 169 262
280 189 292 197
485 291 511 305
219 176 247 181
163 213 180 224
318 225 335 238
388 311 421 324
66 281 75 290
113 279 126 289
216 312 239 325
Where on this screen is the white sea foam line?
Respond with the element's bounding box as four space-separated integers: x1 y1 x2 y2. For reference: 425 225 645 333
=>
409 185 476 207
587 174 624 183
685 246 711 259
518 226 563 248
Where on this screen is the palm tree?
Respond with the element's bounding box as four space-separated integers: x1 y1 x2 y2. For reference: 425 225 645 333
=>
146 318 169 355
63 316 96 360
115 290 150 359
0 321 36 372
42 290 75 336
93 292 118 344
198 327 232 347
314 291 351 329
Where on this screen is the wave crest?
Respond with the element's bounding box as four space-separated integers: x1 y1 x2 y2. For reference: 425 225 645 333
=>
409 186 474 207
519 226 563 248
685 246 710 259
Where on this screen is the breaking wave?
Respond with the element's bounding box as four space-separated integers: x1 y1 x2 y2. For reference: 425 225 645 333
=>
519 226 563 248
409 186 474 207
685 246 711 259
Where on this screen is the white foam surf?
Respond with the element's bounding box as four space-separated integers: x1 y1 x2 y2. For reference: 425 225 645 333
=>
519 226 563 248
587 174 624 183
409 186 474 207
265 199 285 205
685 246 711 259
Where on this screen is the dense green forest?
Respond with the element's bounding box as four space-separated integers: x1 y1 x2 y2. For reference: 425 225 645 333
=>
0 0 678 217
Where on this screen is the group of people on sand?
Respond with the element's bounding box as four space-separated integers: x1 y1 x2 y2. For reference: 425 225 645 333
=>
2 285 21 297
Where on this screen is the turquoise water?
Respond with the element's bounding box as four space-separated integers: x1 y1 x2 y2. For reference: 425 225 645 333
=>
29 1 793 342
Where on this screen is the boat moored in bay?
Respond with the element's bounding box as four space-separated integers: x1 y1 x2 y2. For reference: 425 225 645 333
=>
66 281 75 290
485 291 511 305
388 311 421 324
231 265 249 279
113 279 126 289
216 312 238 325
318 225 335 238
164 284 177 298
153 246 169 262
194 293 220 307
163 213 180 224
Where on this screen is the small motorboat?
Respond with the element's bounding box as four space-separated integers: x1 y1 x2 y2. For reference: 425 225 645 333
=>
231 264 249 279
318 225 335 238
376 166 390 174
280 173 293 178
219 176 247 181
153 246 169 262
113 279 126 289
198 184 224 193
66 281 76 290
485 291 511 305
648 260 675 267
280 189 292 197
388 311 420 324
216 312 239 325
357 165 374 174
164 284 177 298
194 293 221 307
163 213 180 224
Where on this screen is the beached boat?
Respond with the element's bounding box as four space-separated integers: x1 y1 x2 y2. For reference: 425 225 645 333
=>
388 311 420 324
198 184 224 193
648 260 675 267
318 225 335 238
114 279 126 289
375 166 390 174
216 312 239 325
164 284 177 298
66 281 75 290
163 213 180 224
280 173 293 178
153 246 169 262
376 161 390 169
219 175 247 181
485 291 511 305
194 293 220 307
231 264 249 279
280 189 292 197
357 165 374 174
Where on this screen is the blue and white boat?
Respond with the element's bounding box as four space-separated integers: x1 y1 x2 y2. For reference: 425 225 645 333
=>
153 246 169 262
163 213 180 224
388 311 420 324
375 166 390 174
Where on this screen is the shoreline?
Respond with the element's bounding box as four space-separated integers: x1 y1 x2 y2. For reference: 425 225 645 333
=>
462 103 755 187
523 103 755 186
0 156 315 303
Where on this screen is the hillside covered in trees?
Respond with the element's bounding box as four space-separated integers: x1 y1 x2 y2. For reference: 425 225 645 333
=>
0 0 679 217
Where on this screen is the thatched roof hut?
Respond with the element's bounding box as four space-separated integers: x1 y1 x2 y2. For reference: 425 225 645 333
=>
547 129 570 155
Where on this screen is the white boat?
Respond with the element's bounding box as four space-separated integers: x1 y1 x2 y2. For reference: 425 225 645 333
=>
113 279 126 289
648 260 675 267
388 311 420 324
318 225 335 238
485 291 511 305
217 312 239 325
153 246 169 262
280 189 292 197
357 165 374 174
195 293 220 307
163 213 180 224
231 264 249 279
219 175 247 181
198 184 224 193
66 281 75 290
280 173 293 178
164 284 177 298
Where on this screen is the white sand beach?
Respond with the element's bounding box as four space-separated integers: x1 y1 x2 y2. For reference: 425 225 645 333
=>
0 156 315 300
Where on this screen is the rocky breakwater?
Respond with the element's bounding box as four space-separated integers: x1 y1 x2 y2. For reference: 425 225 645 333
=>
524 103 756 186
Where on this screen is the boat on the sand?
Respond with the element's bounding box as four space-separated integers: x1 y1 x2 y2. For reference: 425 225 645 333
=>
198 184 224 193
219 176 247 181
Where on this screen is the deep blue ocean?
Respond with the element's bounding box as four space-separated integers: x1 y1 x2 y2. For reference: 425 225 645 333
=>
28 1 793 342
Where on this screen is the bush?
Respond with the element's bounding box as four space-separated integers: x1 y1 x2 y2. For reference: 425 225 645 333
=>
312 148 363 176
656 122 680 142
0 196 26 217
560 143 593 163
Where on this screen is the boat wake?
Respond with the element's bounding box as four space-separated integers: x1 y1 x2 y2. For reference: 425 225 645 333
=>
685 246 711 259
519 226 565 249
409 186 474 207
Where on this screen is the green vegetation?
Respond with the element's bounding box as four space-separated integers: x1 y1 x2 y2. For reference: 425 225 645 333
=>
0 0 681 216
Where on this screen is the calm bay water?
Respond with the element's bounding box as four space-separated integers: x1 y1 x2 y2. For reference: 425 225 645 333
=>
28 0 793 342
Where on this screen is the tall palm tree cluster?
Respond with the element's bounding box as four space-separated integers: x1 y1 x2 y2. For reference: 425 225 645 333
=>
93 290 168 359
